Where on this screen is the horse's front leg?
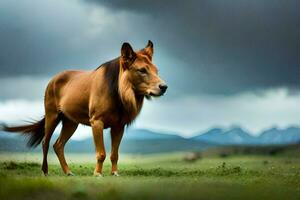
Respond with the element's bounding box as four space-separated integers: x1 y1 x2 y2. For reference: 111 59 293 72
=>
91 118 106 177
110 126 124 176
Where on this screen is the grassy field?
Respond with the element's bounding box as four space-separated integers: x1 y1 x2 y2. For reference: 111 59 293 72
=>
0 152 300 200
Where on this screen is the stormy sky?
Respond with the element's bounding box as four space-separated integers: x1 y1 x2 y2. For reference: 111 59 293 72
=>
0 0 300 138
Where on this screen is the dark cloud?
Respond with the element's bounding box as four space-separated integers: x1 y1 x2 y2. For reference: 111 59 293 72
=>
95 0 300 94
0 0 300 96
0 0 145 76
0 0 92 76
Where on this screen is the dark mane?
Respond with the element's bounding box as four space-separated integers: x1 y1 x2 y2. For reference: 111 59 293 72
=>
97 57 128 121
95 57 120 97
96 57 120 98
95 56 144 125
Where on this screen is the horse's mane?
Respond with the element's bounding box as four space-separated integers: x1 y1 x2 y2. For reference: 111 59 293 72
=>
96 57 144 124
98 57 120 98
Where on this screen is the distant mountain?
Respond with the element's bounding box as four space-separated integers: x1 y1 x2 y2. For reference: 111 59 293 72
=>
65 129 212 154
0 131 42 152
0 129 212 154
258 127 300 145
192 127 256 145
223 127 257 144
123 129 182 140
1 126 300 154
192 126 300 145
192 128 223 142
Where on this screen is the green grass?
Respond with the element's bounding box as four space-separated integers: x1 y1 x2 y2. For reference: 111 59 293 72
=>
0 153 300 200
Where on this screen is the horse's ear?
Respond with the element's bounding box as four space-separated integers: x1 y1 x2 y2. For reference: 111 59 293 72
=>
143 40 154 60
121 42 136 69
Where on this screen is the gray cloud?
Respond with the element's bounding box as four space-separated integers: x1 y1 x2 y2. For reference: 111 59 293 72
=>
0 0 300 96
0 76 49 100
95 0 300 94
0 0 149 76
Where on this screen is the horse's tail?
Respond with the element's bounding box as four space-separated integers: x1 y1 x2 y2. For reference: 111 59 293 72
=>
1 117 46 148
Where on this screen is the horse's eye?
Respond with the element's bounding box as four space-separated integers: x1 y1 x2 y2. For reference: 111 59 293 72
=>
138 68 147 74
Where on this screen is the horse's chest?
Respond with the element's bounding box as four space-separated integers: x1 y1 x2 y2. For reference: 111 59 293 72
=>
102 109 136 128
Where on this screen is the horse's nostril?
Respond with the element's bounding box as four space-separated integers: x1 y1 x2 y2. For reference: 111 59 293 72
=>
159 84 168 92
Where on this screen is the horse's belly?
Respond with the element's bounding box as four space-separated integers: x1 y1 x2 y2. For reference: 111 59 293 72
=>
59 96 90 125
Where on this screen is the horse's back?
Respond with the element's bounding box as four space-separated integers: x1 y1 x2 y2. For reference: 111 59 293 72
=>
46 70 86 97
45 70 93 123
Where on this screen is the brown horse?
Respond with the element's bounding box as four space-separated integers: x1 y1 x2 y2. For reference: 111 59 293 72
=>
3 41 167 177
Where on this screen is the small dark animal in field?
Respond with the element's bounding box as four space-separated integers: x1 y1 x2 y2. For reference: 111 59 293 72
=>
263 160 269 165
2 41 167 177
183 152 202 162
219 152 229 158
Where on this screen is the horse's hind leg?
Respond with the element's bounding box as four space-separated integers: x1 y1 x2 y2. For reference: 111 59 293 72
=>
53 117 78 176
42 112 60 176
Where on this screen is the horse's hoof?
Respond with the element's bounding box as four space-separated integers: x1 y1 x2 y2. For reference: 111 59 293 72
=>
67 172 75 176
93 172 104 177
111 171 120 177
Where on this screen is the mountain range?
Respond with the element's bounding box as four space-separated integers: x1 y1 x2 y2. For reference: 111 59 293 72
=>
0 126 300 154
192 126 300 145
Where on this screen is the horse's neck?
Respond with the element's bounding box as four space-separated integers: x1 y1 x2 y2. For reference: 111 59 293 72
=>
117 70 144 123
118 83 144 123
